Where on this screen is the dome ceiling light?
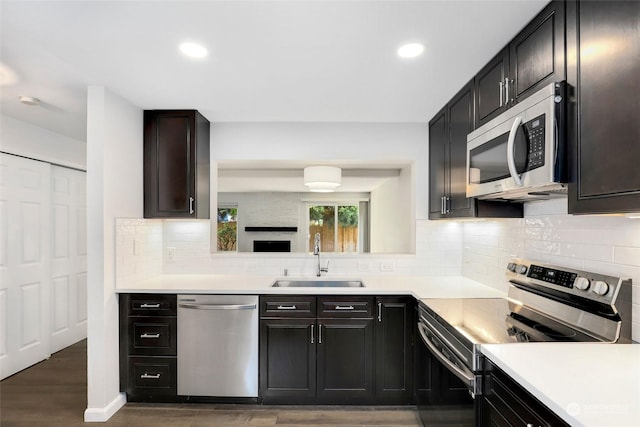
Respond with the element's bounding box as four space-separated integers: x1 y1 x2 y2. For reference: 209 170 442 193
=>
303 166 342 192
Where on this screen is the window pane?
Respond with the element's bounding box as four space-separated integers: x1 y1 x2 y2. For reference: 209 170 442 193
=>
217 207 237 251
309 205 335 252
338 205 358 253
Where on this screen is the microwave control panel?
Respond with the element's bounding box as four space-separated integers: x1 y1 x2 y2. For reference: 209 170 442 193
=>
525 114 546 170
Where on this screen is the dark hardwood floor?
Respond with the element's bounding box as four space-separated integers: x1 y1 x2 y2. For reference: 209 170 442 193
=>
1 340 421 426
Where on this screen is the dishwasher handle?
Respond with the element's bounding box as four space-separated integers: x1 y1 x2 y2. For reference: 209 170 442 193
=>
178 303 257 310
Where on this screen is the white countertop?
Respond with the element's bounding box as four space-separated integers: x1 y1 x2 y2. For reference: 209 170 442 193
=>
116 274 507 299
482 343 640 427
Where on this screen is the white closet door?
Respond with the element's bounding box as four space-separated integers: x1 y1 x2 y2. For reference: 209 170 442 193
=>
50 166 87 353
0 153 51 379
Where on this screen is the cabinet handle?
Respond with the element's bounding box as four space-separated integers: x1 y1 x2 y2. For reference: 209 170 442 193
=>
310 324 315 344
140 373 161 379
445 196 450 214
377 302 382 322
139 303 160 308
189 197 195 214
499 80 504 107
505 77 512 105
334 305 354 310
441 196 445 215
318 324 323 344
276 305 297 310
140 333 160 339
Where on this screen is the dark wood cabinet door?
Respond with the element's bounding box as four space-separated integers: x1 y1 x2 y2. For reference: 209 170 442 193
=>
428 107 448 219
374 296 414 404
509 1 566 103
144 110 210 219
474 47 509 128
447 80 475 217
259 318 316 403
316 318 374 403
567 0 640 213
482 359 569 427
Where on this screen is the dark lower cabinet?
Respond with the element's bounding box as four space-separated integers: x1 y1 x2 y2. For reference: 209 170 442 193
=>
259 317 316 403
259 295 413 405
483 359 569 427
567 0 640 213
375 296 414 404
120 293 178 402
316 318 374 403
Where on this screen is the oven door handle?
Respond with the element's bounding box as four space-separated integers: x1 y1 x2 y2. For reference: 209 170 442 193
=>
417 322 476 390
506 116 524 186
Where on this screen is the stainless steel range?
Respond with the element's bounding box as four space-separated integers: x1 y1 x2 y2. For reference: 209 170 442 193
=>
416 258 632 425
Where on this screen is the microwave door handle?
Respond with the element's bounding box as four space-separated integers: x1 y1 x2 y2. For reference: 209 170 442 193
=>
507 116 524 186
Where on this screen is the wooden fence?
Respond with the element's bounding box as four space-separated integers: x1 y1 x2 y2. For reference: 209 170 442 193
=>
309 225 358 253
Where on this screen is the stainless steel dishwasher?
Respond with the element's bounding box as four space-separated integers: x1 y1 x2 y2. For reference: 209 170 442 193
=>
177 295 258 397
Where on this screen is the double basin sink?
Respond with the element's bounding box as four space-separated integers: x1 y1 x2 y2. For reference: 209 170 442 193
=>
271 279 365 288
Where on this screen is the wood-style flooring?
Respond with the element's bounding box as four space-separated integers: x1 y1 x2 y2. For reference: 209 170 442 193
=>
1 341 421 426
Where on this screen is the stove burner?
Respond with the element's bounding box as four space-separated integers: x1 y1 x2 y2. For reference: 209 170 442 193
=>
532 323 577 339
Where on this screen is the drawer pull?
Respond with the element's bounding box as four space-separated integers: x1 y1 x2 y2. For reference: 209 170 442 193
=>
140 333 160 339
277 305 297 310
140 303 160 308
140 373 161 379
335 305 354 310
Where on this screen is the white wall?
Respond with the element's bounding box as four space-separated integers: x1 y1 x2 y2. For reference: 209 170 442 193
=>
85 87 142 421
461 198 640 342
0 114 87 170
370 167 413 253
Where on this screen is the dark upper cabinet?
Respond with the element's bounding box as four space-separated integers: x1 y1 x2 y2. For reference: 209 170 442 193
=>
475 1 566 128
482 358 569 427
428 81 523 220
144 110 210 219
428 106 448 219
567 1 640 214
475 47 510 126
374 296 414 404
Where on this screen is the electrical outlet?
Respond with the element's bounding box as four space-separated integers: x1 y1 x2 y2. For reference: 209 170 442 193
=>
357 261 371 272
379 261 395 272
167 246 176 262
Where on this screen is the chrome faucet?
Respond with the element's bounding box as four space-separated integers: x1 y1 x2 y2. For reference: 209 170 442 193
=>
314 233 329 276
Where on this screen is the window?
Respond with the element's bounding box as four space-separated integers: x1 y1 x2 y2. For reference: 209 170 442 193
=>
217 206 238 251
308 204 359 253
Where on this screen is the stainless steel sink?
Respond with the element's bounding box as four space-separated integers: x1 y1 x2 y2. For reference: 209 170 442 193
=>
271 279 365 288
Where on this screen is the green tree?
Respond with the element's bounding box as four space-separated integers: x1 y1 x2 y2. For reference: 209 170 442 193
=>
338 206 358 227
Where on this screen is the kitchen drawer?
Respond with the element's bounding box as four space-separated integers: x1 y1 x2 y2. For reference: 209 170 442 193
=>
128 317 177 356
260 295 316 318
124 293 176 316
317 296 373 318
127 356 177 400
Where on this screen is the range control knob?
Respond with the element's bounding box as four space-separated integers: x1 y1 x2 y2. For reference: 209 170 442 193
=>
516 264 528 275
592 280 610 296
574 277 591 291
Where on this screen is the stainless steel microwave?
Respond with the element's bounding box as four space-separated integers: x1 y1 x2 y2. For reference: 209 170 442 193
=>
466 82 567 200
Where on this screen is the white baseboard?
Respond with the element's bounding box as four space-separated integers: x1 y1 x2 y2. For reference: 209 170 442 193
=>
84 392 126 422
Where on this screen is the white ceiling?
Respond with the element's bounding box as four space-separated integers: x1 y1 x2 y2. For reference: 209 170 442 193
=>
0 0 548 143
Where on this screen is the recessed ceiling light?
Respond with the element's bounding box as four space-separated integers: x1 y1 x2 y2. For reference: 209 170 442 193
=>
19 96 40 106
179 42 208 59
397 43 425 59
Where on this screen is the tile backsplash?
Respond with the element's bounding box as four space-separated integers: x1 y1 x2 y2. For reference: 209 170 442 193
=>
462 198 640 342
115 198 638 341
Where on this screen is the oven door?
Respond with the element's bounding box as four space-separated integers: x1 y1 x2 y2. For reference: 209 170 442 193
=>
415 317 477 427
417 320 478 397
